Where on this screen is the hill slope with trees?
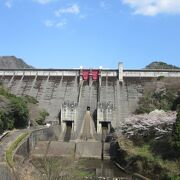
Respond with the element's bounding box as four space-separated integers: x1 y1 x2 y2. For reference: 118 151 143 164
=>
0 85 49 134
145 61 179 69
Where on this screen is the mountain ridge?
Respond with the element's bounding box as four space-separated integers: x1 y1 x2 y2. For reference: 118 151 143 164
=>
0 56 33 69
145 61 179 69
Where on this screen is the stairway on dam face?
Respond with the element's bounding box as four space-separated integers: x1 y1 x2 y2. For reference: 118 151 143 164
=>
89 81 98 117
78 81 90 131
77 80 98 133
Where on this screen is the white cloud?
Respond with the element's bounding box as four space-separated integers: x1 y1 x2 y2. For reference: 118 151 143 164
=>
5 0 13 8
44 19 67 28
56 19 67 28
45 20 54 27
122 0 180 16
55 4 80 17
33 0 55 4
100 1 111 9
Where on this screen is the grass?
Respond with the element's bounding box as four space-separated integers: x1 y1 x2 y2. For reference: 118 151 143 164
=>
118 137 180 178
73 169 95 179
134 145 154 160
134 145 180 175
6 132 29 168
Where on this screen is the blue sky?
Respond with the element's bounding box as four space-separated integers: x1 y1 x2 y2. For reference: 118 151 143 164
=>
0 0 180 69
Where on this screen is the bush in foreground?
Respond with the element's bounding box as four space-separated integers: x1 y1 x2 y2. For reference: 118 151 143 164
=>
172 105 180 151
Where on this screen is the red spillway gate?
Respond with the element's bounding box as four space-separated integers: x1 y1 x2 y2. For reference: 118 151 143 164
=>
92 70 99 80
82 70 89 81
82 70 99 81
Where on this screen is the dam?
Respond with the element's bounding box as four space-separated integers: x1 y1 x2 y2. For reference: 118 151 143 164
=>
1 63 180 138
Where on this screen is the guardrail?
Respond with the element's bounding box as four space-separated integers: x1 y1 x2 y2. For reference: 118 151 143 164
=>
0 132 9 141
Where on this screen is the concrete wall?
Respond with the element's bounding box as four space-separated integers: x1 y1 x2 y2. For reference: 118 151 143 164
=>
124 70 180 77
0 126 60 180
0 163 13 180
1 69 180 135
75 141 110 159
1 68 180 78
15 129 110 159
0 70 79 77
15 126 60 160
31 140 110 159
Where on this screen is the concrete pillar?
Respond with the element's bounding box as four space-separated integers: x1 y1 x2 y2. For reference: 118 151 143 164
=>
97 103 103 134
40 73 50 101
118 62 123 82
61 104 66 132
73 109 77 132
61 102 77 132
29 73 38 96
89 69 92 86
98 76 101 103
79 66 83 84
15 73 25 95
98 68 102 87
8 72 15 88
0 71 5 80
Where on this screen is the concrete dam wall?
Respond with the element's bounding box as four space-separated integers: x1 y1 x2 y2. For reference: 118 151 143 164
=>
0 73 141 130
1 65 180 179
1 65 180 134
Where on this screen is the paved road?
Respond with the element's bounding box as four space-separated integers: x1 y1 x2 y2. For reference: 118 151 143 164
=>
0 130 23 162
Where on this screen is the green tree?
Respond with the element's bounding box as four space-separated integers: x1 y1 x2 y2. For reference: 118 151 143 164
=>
11 97 29 128
0 110 15 133
0 85 30 133
36 110 49 125
172 105 180 151
0 118 4 134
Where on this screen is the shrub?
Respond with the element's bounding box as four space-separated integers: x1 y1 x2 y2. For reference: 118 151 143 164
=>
157 76 165 81
0 118 3 134
10 97 29 128
135 89 177 114
36 110 49 125
0 110 14 133
0 86 15 98
135 94 158 114
172 105 180 151
23 95 38 104
0 86 29 131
